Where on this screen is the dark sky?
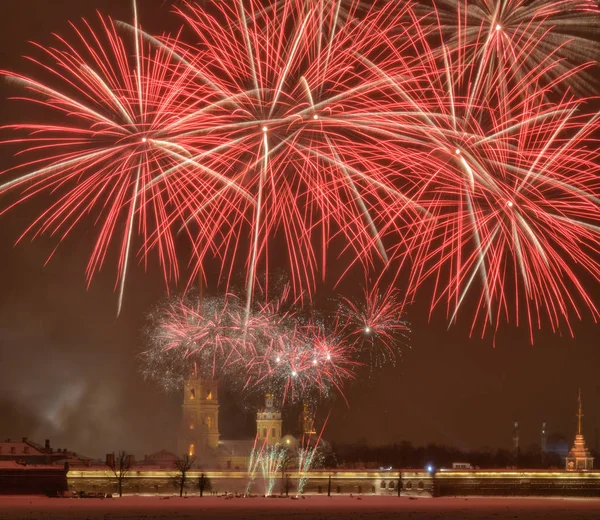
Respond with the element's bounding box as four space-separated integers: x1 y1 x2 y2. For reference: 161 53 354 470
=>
0 1 599 459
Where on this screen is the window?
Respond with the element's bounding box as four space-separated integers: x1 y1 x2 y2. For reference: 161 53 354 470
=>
190 388 196 400
406 481 412 490
189 444 195 457
207 391 212 400
206 416 213 429
389 481 395 490
189 423 195 430
418 481 424 490
271 428 277 438
380 481 386 489
263 428 267 438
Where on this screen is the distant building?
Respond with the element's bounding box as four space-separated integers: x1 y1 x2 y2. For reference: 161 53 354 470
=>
176 374 326 469
452 462 473 469
566 389 594 471
0 438 92 467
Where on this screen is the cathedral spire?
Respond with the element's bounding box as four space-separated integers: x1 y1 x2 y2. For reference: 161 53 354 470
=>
566 388 594 470
577 388 584 435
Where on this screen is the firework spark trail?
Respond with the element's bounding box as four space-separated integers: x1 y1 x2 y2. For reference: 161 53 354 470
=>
296 411 329 495
245 434 267 496
418 0 600 96
259 444 287 496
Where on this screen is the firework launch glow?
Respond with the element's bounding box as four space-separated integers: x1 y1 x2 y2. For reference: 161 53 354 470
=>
1 0 599 341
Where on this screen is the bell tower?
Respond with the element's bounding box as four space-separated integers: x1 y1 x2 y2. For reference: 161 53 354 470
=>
256 394 282 446
178 374 220 458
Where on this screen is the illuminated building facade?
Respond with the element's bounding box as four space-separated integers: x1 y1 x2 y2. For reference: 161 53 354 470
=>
256 394 282 446
177 376 219 458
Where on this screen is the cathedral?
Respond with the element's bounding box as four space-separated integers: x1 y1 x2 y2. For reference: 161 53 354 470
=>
177 373 318 469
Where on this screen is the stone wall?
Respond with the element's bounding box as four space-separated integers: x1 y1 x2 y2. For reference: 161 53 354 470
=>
67 468 433 496
66 468 600 498
434 471 600 497
0 465 68 495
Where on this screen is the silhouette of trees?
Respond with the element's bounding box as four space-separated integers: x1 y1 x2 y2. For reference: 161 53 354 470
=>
330 441 566 470
107 451 132 497
172 454 196 497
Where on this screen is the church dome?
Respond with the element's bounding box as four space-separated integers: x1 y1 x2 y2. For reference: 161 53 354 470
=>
281 435 298 450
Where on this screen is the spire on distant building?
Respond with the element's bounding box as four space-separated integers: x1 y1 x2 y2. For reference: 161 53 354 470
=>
300 403 316 436
577 388 583 435
566 389 594 471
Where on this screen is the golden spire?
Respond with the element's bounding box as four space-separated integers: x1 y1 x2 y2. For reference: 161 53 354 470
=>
577 388 584 435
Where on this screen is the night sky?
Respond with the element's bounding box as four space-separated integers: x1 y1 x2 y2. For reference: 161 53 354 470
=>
0 1 599 459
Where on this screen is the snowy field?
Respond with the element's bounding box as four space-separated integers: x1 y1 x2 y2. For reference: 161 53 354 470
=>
1 496 600 520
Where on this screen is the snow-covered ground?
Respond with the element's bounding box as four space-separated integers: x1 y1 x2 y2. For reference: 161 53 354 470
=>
0 496 599 520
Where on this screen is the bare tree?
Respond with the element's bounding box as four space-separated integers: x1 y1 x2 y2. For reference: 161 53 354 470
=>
172 454 196 497
107 451 132 497
198 472 212 497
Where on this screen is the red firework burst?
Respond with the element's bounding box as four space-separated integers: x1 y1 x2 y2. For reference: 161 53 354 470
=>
246 322 357 404
1 0 599 343
0 11 214 313
380 16 600 340
151 0 431 307
338 283 409 365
